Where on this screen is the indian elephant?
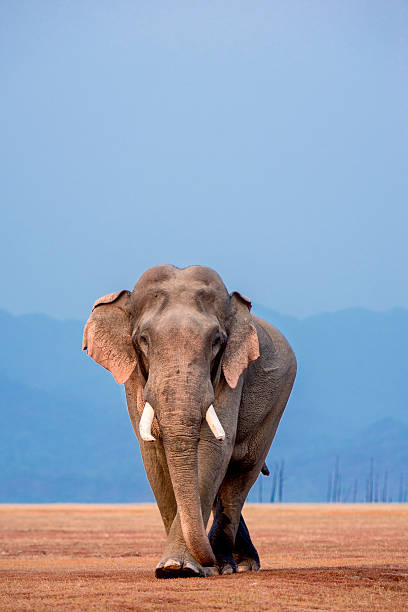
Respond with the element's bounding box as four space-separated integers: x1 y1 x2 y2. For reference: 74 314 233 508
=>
82 265 296 578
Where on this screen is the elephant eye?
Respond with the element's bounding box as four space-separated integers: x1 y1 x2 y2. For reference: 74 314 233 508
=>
139 333 149 346
213 332 226 348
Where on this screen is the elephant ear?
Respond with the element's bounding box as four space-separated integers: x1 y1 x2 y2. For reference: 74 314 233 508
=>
82 290 137 384
222 291 260 389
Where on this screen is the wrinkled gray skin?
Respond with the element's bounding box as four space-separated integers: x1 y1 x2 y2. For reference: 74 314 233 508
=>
83 265 296 578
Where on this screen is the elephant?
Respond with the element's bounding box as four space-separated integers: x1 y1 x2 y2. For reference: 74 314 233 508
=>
82 265 296 578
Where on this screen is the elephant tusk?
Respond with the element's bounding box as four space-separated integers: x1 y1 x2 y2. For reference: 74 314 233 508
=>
139 402 156 442
205 404 225 441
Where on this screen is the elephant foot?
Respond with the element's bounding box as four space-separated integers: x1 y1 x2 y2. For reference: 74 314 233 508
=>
213 551 259 574
213 552 238 575
232 513 260 572
155 551 219 579
233 553 260 572
210 512 259 575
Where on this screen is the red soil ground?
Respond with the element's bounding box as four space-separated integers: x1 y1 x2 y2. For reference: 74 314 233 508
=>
0 504 407 611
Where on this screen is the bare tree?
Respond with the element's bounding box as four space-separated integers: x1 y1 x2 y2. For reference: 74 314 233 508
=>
270 463 278 503
258 475 263 503
367 458 374 503
342 483 353 503
333 457 339 503
381 470 388 503
398 473 404 502
327 470 333 503
352 478 358 503
331 456 342 503
374 471 379 503
278 460 285 503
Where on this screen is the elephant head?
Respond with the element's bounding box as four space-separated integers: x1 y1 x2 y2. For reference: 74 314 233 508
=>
82 265 259 566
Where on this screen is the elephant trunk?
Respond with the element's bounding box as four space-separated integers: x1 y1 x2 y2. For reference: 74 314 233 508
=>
162 433 215 566
145 373 216 567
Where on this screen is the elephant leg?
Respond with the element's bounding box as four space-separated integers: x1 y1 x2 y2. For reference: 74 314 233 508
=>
138 439 177 534
210 371 296 573
209 457 264 574
125 387 177 535
233 513 260 572
209 401 289 571
208 505 260 574
209 506 260 573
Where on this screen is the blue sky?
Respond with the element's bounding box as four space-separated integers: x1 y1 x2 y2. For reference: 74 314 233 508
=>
1 1 407 319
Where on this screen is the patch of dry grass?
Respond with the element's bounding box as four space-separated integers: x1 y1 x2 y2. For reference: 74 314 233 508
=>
0 504 407 611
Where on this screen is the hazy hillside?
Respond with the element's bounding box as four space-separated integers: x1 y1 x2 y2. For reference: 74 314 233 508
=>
249 304 408 502
1 306 407 503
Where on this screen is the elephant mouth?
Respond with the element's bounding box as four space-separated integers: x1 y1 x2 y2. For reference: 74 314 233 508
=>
139 400 225 443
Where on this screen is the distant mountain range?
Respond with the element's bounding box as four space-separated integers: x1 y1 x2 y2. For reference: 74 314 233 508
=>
1 305 407 503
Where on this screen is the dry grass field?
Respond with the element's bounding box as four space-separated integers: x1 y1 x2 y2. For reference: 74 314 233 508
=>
0 504 407 611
